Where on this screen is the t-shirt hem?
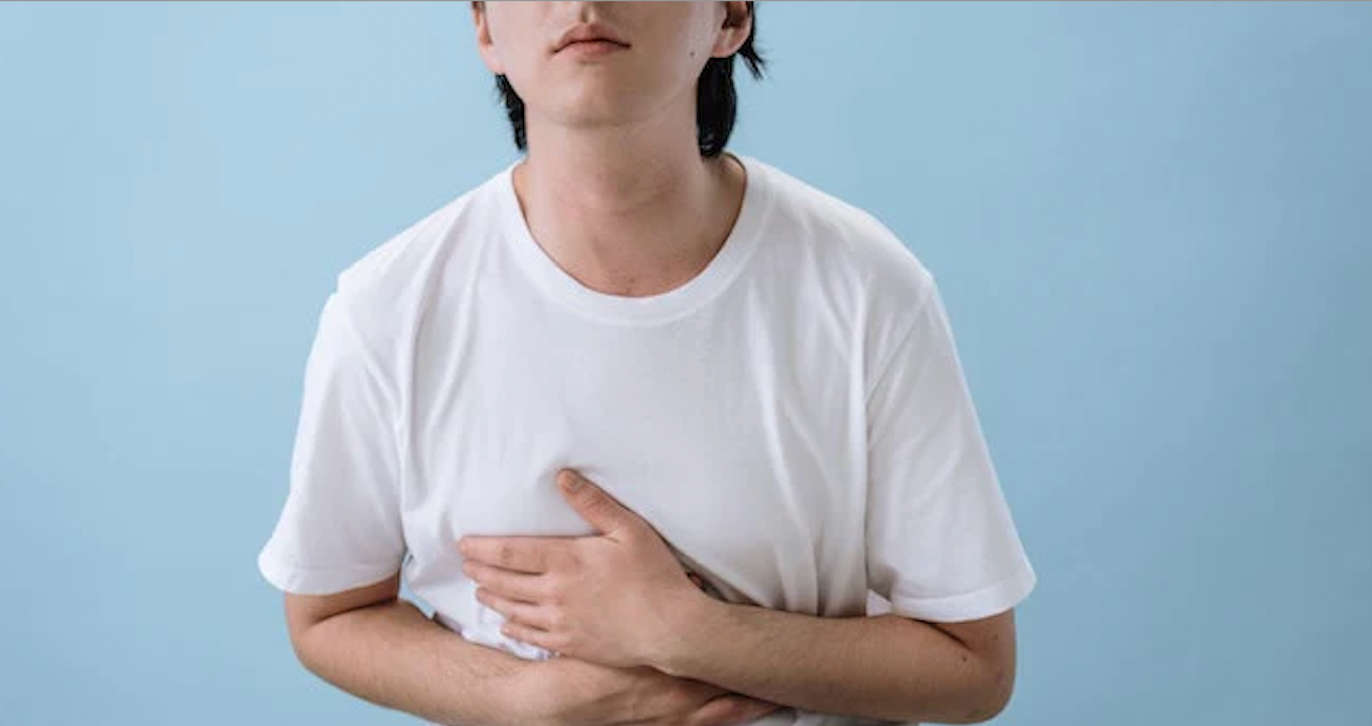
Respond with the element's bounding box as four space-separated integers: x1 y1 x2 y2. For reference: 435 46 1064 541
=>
888 562 1036 623
257 545 400 596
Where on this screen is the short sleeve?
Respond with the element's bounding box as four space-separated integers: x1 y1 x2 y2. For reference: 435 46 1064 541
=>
865 283 1035 622
257 291 406 595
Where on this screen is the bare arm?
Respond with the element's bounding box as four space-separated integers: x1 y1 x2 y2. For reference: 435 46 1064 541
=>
284 573 536 726
657 603 1018 724
461 473 1021 724
283 573 778 726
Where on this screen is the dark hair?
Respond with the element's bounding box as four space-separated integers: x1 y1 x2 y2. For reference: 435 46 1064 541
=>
489 2 767 158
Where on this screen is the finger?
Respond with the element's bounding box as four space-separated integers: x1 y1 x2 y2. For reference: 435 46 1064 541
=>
686 570 726 601
557 469 640 535
458 536 564 574
687 571 715 593
501 620 562 653
474 587 558 631
688 695 783 726
464 560 548 603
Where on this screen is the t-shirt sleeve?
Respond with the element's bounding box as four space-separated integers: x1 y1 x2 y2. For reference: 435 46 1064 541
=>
256 290 406 596
865 282 1035 622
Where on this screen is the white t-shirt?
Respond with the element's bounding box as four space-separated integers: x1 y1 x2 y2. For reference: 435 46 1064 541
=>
258 154 1035 725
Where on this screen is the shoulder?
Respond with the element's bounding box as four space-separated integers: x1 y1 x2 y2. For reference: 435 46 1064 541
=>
318 166 507 365
335 177 495 305
332 166 507 310
746 157 948 392
750 157 936 310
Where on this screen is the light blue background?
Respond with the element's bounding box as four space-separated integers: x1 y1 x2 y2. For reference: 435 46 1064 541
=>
1 2 1368 724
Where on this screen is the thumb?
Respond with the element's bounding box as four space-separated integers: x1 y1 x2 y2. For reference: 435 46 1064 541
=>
558 470 635 534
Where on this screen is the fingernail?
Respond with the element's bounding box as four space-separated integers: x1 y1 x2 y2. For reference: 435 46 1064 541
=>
558 470 583 492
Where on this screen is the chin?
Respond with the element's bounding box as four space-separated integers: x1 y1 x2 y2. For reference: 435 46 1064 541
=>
549 98 653 132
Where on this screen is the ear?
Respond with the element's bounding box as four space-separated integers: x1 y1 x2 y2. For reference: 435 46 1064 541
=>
710 1 753 60
471 1 507 75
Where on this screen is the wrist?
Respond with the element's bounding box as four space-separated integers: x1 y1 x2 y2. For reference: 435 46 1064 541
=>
650 590 727 678
508 658 566 726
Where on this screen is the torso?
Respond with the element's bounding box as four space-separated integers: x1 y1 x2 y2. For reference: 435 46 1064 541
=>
357 155 929 662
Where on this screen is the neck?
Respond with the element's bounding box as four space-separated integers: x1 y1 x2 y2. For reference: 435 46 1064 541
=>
511 103 744 297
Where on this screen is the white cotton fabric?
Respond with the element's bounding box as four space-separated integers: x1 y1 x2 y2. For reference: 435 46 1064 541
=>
258 154 1035 725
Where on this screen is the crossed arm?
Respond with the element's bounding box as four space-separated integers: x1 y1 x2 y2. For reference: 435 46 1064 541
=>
282 469 1018 725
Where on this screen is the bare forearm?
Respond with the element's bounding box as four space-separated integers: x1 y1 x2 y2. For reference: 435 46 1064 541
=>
293 598 533 726
657 603 1011 724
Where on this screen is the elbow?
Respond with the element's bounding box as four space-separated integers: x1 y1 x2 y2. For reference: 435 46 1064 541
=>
282 597 349 677
913 608 1020 723
891 665 1015 724
280 574 403 670
938 693 1011 725
963 688 1012 724
285 616 328 675
284 609 323 669
949 662 1015 724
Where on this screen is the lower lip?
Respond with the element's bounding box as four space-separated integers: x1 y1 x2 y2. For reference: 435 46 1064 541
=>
558 40 628 59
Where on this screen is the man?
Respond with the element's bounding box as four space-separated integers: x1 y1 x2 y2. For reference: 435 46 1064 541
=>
257 3 1035 725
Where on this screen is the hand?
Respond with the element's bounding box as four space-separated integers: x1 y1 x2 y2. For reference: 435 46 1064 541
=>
457 469 713 668
517 656 784 726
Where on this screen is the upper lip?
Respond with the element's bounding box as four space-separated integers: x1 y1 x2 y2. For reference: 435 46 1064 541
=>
554 23 629 52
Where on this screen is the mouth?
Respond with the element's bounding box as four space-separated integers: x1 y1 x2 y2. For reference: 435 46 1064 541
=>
554 24 630 54
560 39 626 49
557 39 629 55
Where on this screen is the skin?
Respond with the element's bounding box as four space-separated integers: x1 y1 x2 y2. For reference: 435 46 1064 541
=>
474 0 754 299
462 471 1019 724
282 3 1019 724
285 4 778 725
284 576 776 726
